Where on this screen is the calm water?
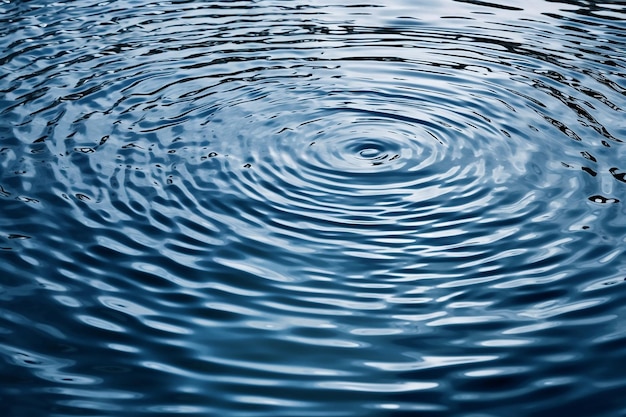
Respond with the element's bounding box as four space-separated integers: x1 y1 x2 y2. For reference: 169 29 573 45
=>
1 0 626 416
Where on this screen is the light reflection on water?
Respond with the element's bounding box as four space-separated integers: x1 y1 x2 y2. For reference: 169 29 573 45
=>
1 0 625 416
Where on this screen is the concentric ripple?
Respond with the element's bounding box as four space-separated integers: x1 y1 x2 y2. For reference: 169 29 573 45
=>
1 0 626 416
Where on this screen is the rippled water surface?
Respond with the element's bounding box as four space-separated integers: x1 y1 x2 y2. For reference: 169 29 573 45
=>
2 0 626 415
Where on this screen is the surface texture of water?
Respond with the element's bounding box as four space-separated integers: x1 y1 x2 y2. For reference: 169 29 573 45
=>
1 0 626 416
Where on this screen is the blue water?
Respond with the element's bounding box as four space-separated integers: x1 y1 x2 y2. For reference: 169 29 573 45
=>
1 0 626 416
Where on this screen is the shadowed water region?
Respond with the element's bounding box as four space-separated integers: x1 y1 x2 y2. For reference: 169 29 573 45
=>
1 0 626 415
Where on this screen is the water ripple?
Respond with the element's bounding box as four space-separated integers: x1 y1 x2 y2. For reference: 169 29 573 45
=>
1 0 626 416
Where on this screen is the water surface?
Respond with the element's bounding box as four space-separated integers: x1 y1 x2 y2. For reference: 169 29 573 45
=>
1 0 626 416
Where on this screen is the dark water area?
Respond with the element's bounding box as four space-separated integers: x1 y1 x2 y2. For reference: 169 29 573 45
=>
1 0 626 415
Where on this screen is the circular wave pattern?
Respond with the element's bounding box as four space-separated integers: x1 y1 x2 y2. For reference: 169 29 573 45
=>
1 1 626 416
